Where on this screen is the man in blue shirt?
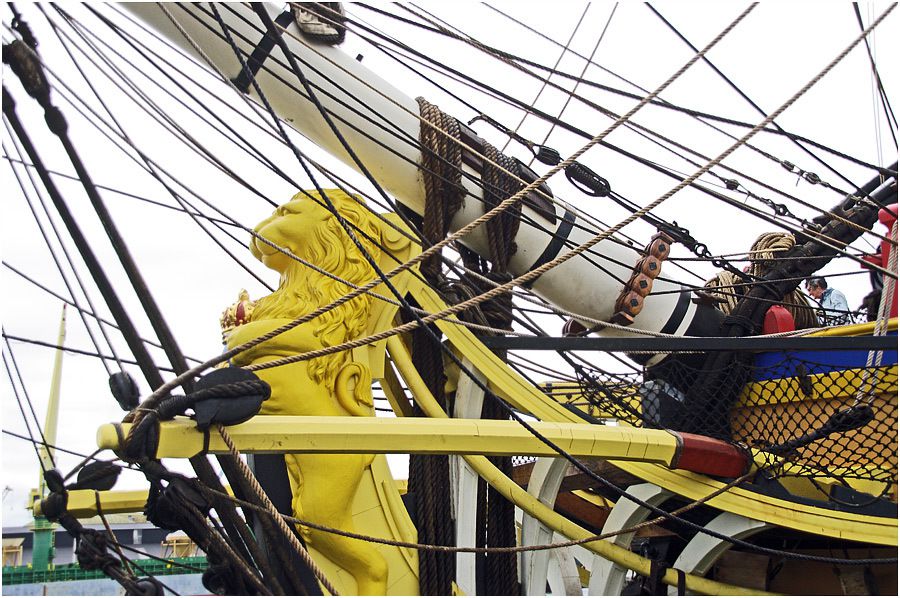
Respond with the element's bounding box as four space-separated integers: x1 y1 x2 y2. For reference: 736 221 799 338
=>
805 277 851 325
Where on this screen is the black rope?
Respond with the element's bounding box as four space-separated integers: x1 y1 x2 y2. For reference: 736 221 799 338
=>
2 333 177 372
393 2 895 178
3 120 120 376
646 4 859 192
2 261 205 364
852 4 898 145
2 352 50 472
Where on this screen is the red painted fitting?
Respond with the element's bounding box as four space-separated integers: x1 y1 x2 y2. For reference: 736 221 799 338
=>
671 432 749 478
763 305 795 334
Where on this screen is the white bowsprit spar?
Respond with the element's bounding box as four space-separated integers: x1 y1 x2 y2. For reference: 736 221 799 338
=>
124 2 715 343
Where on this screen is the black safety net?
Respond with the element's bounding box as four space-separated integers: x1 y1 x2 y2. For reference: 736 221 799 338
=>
572 352 897 494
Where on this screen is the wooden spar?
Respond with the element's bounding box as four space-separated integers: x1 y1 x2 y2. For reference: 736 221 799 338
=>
123 3 708 339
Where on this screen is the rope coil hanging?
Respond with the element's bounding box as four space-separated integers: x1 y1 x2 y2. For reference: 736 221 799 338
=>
703 232 819 329
416 96 520 594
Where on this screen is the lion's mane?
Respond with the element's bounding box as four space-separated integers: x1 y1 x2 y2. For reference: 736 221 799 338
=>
251 191 381 392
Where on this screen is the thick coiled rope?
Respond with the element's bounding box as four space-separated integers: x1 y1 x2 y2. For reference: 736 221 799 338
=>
704 232 818 329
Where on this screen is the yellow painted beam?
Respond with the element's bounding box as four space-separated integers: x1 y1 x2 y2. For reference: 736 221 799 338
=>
97 416 680 464
33 489 153 519
806 317 897 337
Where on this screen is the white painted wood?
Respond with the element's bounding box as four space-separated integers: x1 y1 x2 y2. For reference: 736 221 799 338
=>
667 513 771 596
588 483 672 596
521 458 569 595
547 533 583 596
451 359 487 596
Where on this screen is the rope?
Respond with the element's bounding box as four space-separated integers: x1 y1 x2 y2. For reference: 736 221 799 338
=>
204 467 757 554
704 232 819 328
412 97 463 593
238 1 894 375
206 3 759 378
855 218 898 406
215 425 339 596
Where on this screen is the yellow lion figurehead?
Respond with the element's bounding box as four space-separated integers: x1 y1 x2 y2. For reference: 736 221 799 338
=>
249 189 382 390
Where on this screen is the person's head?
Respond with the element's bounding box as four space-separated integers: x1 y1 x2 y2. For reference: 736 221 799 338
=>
805 276 828 300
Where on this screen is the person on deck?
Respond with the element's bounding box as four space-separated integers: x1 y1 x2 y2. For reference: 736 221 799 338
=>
805 277 851 325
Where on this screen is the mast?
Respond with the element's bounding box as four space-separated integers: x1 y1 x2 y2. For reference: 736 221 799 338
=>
31 304 67 571
37 305 66 489
123 3 714 340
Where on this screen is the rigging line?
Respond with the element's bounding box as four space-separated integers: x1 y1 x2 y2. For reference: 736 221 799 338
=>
646 4 859 192
2 351 48 472
113 557 180 597
133 0 753 409
12 42 284 289
236 3 763 372
53 12 295 195
396 3 885 229
3 155 239 228
3 334 54 469
44 7 276 292
464 3 898 177
500 2 590 153
273 8 746 278
2 334 178 373
853 3 898 141
244 2 895 371
93 498 135 578
106 541 209 573
53 7 279 194
25 68 275 256
1 429 141 471
5 52 195 391
3 131 120 375
385 2 876 196
508 356 579 384
333 8 890 247
528 2 618 167
99 2 322 195
56 4 298 196
190 468 766 557
45 11 279 207
3 86 166 390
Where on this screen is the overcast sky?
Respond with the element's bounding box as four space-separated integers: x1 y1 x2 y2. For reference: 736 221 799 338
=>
3 2 897 527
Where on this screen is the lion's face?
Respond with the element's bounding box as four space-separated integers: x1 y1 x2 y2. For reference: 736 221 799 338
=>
251 195 333 272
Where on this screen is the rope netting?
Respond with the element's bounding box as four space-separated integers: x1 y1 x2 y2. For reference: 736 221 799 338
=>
574 352 897 491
